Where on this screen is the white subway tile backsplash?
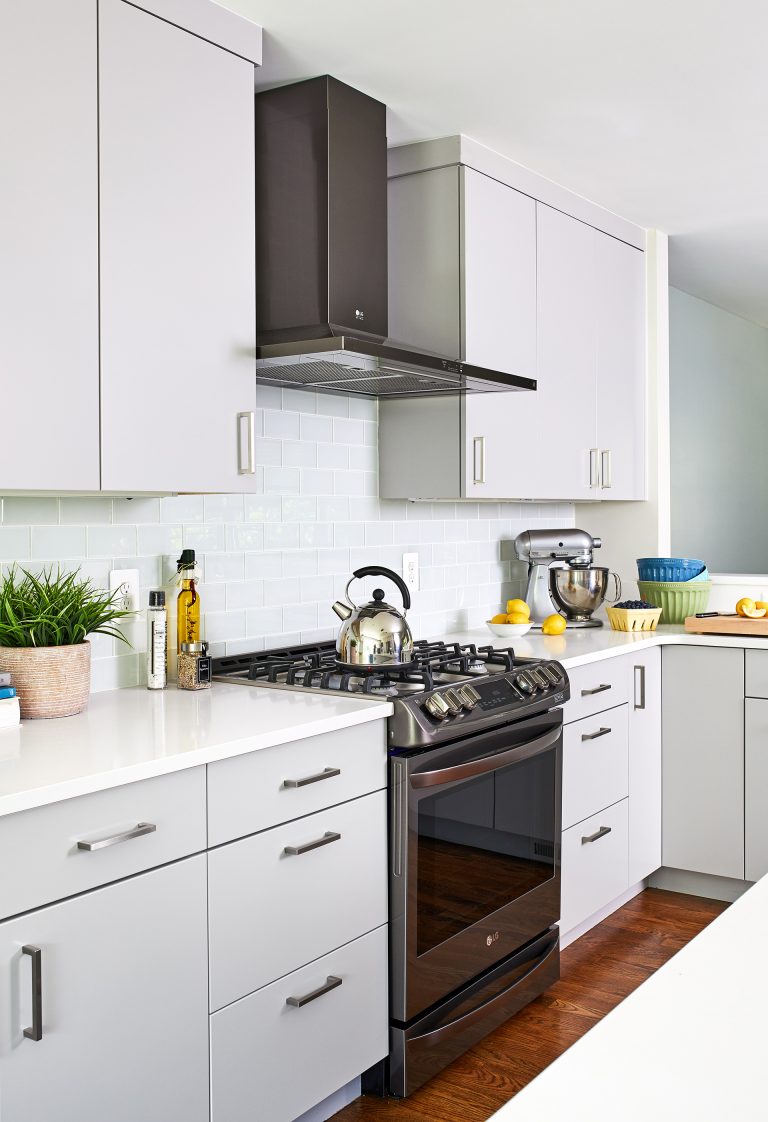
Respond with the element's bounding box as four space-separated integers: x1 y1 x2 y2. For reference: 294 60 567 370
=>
3 497 59 524
264 522 300 550
113 497 161 524
87 525 138 557
281 388 317 414
205 494 245 523
316 395 349 419
302 468 335 495
138 524 183 555
317 443 349 469
203 610 246 642
364 522 394 547
263 466 301 494
300 522 334 548
32 526 88 559
245 552 282 580
61 497 114 524
246 605 283 635
225 580 264 610
283 603 317 632
283 440 317 468
256 385 283 410
333 418 365 445
349 397 377 421
317 496 350 522
244 494 282 523
0 526 30 560
283 549 318 577
183 523 226 551
334 522 365 548
301 415 333 442
226 523 265 551
203 552 245 583
264 410 300 440
160 495 205 523
254 439 282 467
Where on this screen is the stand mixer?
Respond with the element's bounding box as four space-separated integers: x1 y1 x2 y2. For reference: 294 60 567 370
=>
514 528 621 629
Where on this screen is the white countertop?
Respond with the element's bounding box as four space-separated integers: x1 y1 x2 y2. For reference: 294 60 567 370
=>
0 683 391 818
488 872 767 1121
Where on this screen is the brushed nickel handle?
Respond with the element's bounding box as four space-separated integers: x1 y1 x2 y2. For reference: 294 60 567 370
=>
22 945 42 1042
581 726 611 742
286 975 342 1008
582 825 612 845
634 664 646 710
283 767 341 789
77 822 157 852
601 449 612 488
237 411 256 475
473 436 486 484
581 683 611 697
284 830 341 857
589 448 601 489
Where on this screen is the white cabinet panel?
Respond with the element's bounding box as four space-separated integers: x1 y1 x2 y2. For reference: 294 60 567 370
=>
0 0 100 490
562 705 628 830
99 0 256 492
560 798 628 935
563 657 630 725
662 647 744 880
745 699 768 881
0 856 209 1122
628 647 661 883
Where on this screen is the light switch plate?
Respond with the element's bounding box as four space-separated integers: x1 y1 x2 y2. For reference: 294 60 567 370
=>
402 552 419 593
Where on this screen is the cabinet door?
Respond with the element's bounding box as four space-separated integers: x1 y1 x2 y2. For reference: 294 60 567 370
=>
628 647 661 883
662 647 744 880
595 232 646 499
0 856 208 1122
745 699 768 881
99 0 256 493
0 0 100 490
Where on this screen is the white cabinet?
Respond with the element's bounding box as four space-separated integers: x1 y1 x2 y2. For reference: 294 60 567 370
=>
99 0 257 493
562 705 628 830
662 647 745 880
560 798 629 935
628 647 662 883
0 0 100 490
0 856 209 1122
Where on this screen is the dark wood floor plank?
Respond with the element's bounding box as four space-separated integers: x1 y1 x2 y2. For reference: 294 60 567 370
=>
331 888 727 1122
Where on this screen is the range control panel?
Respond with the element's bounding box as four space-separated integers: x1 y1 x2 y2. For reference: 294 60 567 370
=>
421 661 566 723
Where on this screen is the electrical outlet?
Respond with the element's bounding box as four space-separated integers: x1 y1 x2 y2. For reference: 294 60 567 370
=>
109 568 140 614
402 552 419 593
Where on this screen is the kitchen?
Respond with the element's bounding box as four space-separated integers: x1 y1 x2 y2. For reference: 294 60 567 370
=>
1 1 767 1120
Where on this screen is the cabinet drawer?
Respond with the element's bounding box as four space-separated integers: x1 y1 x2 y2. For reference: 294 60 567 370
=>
210 924 388 1122
208 790 387 1010
0 768 206 921
560 799 628 935
562 705 628 829
207 722 387 846
746 650 768 698
563 658 630 724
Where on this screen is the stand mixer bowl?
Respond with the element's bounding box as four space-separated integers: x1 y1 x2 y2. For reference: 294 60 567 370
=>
549 566 617 622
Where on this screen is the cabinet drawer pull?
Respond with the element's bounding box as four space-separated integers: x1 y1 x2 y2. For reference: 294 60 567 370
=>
284 830 341 857
473 436 486 484
286 974 342 1008
634 665 646 710
22 945 43 1042
237 411 256 475
589 447 600 489
581 683 611 697
283 767 341 789
581 726 611 742
601 449 612 489
76 822 157 852
581 825 612 845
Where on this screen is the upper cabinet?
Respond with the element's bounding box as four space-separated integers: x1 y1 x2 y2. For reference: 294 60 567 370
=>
380 160 646 502
0 0 100 491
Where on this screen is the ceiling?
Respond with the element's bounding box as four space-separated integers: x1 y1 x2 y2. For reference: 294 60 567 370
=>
223 0 768 328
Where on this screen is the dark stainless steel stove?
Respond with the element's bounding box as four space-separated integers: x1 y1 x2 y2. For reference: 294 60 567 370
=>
213 637 569 1097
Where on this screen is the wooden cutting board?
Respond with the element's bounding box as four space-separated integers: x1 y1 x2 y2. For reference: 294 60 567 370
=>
684 614 768 636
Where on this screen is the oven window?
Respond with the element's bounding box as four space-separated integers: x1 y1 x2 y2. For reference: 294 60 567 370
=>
417 751 556 957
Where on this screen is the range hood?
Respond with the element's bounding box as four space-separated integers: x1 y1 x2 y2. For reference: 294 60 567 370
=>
254 76 537 399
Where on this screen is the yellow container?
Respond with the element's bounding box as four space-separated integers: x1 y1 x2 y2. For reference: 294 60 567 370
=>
606 606 662 632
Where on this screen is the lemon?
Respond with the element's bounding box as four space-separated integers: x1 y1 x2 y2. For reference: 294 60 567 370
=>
736 598 757 618
490 613 508 625
743 606 767 619
506 599 531 618
542 613 567 636
506 612 530 624
756 602 768 615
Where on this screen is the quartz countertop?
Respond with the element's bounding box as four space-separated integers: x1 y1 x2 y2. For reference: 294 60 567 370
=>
487 871 766 1121
0 683 391 818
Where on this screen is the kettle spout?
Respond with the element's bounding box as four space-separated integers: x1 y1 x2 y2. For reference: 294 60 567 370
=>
332 600 352 621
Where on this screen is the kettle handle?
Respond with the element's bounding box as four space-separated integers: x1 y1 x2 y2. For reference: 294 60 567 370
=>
352 565 411 611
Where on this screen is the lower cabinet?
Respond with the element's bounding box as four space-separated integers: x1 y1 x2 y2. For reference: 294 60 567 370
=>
0 855 209 1122
560 799 629 934
628 647 662 883
210 924 388 1122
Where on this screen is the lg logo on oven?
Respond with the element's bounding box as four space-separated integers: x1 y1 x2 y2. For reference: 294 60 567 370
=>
486 931 500 948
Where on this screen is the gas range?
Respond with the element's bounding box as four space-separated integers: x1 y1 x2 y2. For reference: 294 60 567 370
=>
213 639 570 750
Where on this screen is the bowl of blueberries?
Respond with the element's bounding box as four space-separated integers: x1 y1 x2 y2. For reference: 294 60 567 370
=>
606 599 663 632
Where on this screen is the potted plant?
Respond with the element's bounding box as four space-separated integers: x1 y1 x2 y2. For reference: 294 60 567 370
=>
0 566 133 719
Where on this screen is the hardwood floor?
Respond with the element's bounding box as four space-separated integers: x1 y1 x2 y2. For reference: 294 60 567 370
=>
331 888 727 1122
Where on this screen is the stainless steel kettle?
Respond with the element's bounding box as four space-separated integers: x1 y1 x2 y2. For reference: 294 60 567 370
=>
332 565 414 669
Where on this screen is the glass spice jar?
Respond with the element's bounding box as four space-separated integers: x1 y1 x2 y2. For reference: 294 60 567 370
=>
178 641 212 691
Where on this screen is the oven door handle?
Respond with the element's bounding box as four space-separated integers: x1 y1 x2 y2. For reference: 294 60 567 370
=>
410 726 560 789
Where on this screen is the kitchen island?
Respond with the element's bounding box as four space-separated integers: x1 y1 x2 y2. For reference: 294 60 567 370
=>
488 868 765 1121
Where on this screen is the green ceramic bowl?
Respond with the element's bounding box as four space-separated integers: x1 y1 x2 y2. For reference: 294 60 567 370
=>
637 580 711 624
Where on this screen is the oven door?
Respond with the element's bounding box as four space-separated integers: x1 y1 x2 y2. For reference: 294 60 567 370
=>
390 709 562 1023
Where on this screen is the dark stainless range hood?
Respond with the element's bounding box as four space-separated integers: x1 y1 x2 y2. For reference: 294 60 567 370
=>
254 76 536 399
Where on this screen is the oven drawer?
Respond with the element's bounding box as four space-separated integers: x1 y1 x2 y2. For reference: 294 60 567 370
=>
208 790 387 1010
0 768 206 921
560 798 629 935
562 704 628 829
210 924 388 1122
207 721 387 846
563 657 631 724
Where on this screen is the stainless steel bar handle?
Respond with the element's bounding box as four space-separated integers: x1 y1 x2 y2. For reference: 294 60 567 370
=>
22 945 42 1042
410 726 560 789
284 830 341 857
283 767 341 789
581 825 612 845
634 664 646 710
581 683 611 697
589 448 601 489
286 975 342 1009
601 449 612 489
237 411 256 475
77 822 157 852
581 726 611 742
473 436 486 484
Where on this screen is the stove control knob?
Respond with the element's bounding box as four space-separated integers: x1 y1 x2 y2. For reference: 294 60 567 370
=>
544 663 564 685
515 672 536 694
457 685 480 710
442 689 463 716
531 668 551 690
425 693 451 721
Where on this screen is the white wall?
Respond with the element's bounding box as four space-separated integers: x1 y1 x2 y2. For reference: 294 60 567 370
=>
0 386 574 690
669 287 768 573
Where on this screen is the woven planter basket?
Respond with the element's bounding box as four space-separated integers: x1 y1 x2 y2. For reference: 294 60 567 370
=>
0 642 91 719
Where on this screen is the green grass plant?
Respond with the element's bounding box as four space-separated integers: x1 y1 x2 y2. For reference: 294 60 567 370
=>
0 566 132 648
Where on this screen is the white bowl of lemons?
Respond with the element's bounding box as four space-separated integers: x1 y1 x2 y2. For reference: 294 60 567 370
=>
486 599 533 638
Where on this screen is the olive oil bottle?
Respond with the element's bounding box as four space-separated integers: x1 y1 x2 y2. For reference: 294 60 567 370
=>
176 549 201 654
